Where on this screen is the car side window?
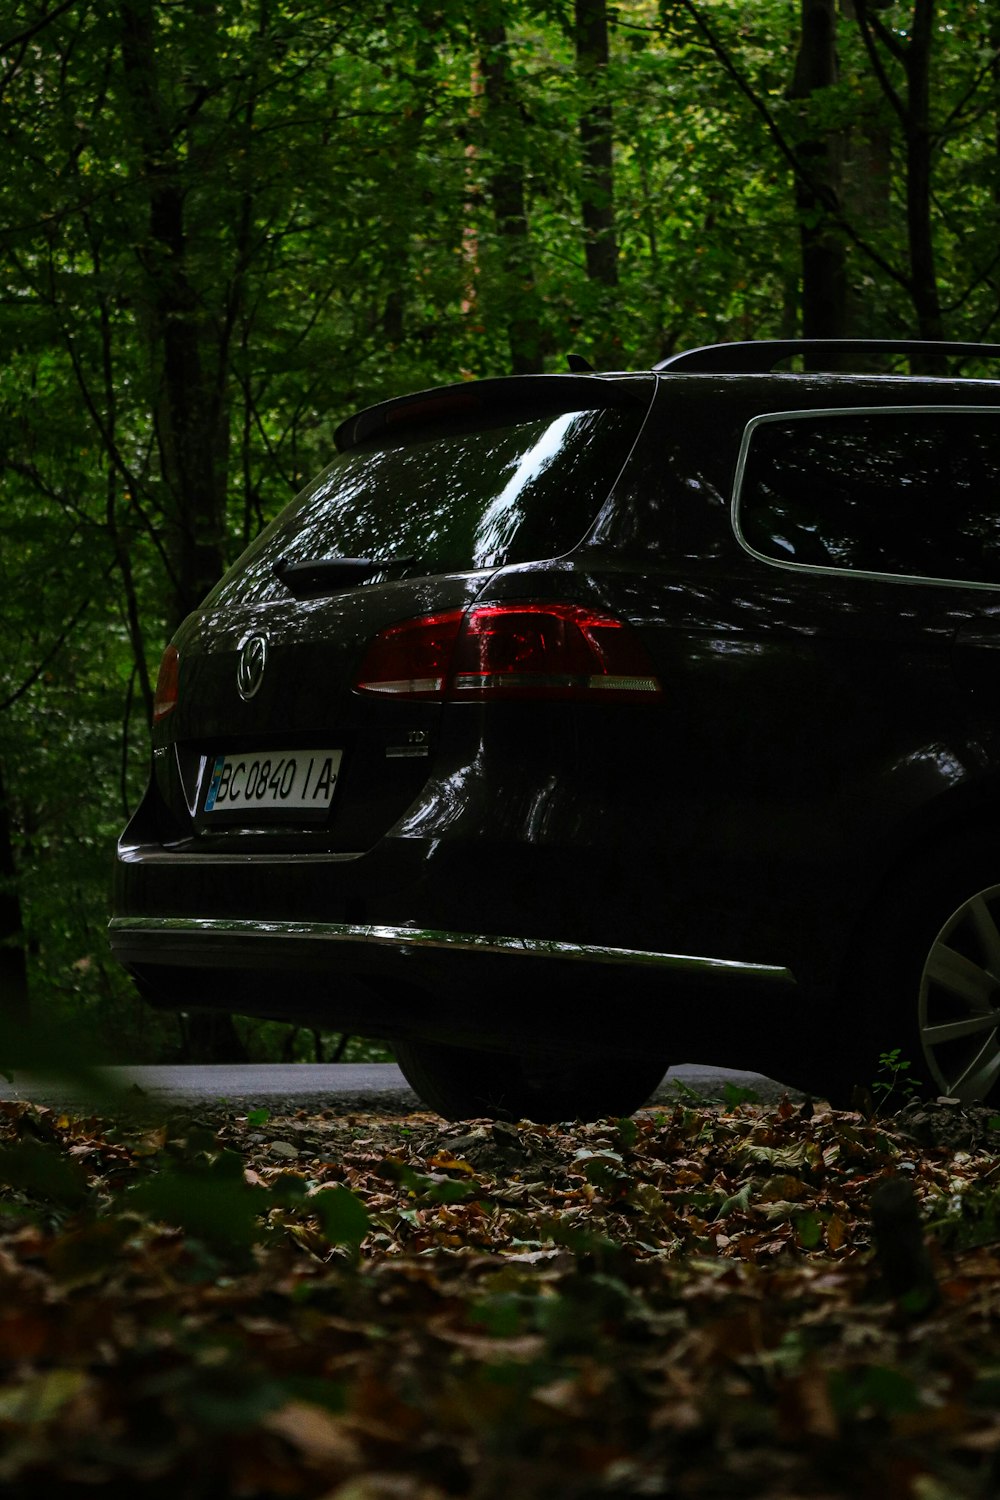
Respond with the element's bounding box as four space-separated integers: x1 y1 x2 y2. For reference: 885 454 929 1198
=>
735 409 1000 585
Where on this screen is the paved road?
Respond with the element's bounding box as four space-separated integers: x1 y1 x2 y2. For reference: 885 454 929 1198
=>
0 1060 803 1115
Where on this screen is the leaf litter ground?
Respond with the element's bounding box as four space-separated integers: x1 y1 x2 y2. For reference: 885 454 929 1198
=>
2 1090 1000 1498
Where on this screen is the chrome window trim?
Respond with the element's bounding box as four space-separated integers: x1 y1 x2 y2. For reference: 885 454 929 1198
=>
108 915 794 985
731 404 1000 592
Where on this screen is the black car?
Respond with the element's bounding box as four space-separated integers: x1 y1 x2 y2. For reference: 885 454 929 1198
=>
111 338 1000 1119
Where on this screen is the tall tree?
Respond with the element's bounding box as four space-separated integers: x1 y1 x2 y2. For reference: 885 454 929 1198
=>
853 0 944 362
575 0 619 357
479 11 545 372
789 0 847 345
118 1 244 627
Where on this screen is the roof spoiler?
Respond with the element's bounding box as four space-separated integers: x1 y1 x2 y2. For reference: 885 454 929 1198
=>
654 339 1000 374
335 373 649 451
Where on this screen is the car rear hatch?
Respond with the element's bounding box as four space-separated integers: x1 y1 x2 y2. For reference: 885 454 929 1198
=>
147 373 655 854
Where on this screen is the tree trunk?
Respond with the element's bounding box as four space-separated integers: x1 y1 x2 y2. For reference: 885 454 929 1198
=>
118 2 244 1062
119 0 230 629
0 762 29 1021
789 0 847 350
904 0 944 357
575 0 618 296
853 0 945 366
839 1 892 248
382 11 439 347
841 114 891 337
480 20 545 373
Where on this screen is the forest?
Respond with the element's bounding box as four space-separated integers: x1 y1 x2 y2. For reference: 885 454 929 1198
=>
1 0 999 1056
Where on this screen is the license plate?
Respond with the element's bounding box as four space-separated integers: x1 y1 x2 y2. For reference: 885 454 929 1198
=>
203 749 342 814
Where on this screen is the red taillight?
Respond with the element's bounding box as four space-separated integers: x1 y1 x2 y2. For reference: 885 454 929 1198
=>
354 609 465 698
355 604 661 701
452 603 661 700
152 644 179 723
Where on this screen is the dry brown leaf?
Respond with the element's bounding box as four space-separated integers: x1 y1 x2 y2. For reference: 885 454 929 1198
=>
777 1363 839 1441
0 1310 51 1362
262 1400 362 1466
427 1321 546 1362
427 1152 476 1176
757 1174 812 1203
826 1214 847 1251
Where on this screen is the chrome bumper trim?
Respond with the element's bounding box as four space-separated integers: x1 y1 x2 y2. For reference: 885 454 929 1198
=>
108 916 795 985
118 846 362 866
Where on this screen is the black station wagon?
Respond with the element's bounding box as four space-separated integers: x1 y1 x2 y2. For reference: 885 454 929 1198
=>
111 338 1000 1119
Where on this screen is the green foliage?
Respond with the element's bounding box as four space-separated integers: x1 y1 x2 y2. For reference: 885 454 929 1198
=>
311 1184 372 1256
127 1150 264 1254
873 1048 923 1112
929 1181 1000 1251
152 1354 288 1435
0 1056 371 1265
794 1209 824 1249
722 1081 761 1109
669 1078 709 1105
0 1137 89 1209
380 1157 481 1206
828 1364 923 1419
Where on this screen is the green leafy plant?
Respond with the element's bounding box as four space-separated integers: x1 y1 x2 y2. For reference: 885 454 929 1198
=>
872 1048 922 1113
722 1081 760 1109
669 1078 708 1105
928 1182 1000 1250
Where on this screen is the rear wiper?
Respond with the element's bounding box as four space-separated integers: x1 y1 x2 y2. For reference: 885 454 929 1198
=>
273 554 415 598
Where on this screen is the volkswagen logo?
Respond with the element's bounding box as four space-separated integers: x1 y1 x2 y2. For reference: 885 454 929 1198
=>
236 634 268 700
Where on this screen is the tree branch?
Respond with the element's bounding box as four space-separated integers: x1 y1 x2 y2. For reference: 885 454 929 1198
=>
0 589 98 715
666 0 913 294
0 0 78 88
852 2 908 127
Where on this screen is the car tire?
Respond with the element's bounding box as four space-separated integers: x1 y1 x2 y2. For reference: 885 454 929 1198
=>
392 1038 668 1123
830 838 1000 1107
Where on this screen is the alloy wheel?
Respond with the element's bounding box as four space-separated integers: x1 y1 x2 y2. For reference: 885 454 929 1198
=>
918 884 1000 1102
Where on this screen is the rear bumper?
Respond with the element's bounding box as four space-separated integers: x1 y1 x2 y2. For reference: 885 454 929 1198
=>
112 761 812 1063
108 912 796 1061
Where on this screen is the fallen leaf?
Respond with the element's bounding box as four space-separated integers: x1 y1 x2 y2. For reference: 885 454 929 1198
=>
427 1151 476 1176
0 1368 90 1424
263 1400 362 1465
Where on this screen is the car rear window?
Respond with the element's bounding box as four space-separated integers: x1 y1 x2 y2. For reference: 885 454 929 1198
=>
207 399 649 609
735 408 1000 585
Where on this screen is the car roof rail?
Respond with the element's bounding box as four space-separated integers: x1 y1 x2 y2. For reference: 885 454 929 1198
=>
653 339 1000 373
